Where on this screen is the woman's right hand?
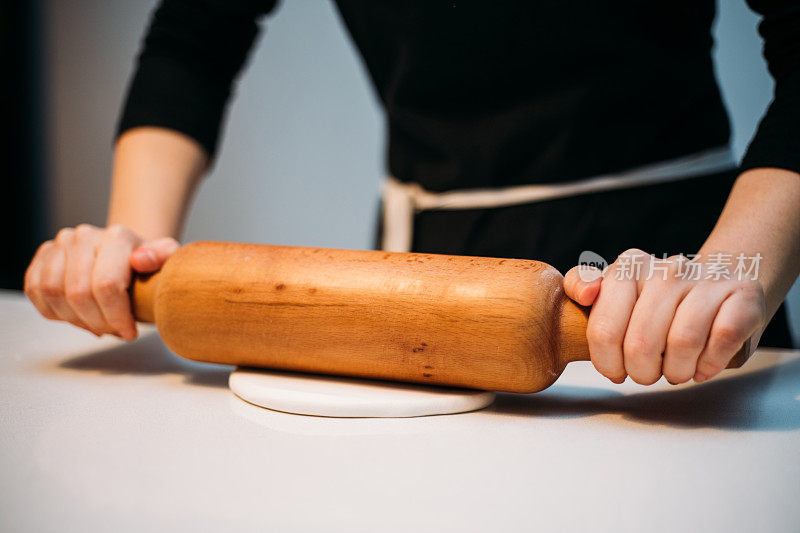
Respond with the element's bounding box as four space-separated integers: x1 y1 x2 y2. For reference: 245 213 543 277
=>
24 224 179 340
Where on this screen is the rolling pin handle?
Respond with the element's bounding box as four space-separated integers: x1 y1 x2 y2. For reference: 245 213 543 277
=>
727 338 753 369
130 272 159 324
556 297 591 367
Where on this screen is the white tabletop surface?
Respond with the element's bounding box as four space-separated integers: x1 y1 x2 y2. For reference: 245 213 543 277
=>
2 289 799 532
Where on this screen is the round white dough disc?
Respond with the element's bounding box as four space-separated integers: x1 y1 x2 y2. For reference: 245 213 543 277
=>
229 368 496 418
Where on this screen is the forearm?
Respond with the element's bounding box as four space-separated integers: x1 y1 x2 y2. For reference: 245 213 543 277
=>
699 167 800 320
107 126 208 240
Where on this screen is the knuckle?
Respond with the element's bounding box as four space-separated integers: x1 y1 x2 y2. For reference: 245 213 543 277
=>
36 240 55 257
586 321 619 348
738 278 763 296
106 224 130 240
65 286 91 306
55 227 75 245
623 334 653 359
663 260 685 281
23 269 38 293
621 247 646 258
667 329 705 355
612 249 644 268
23 264 34 286
24 285 45 306
160 237 180 255
92 276 126 298
40 307 58 320
23 282 36 298
74 223 97 241
713 324 745 350
40 282 64 300
736 282 767 317
696 358 725 376
744 308 766 331
155 236 179 247
75 222 96 232
694 279 716 292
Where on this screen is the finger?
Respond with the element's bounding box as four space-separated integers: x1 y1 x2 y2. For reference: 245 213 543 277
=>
694 282 765 383
39 237 94 333
130 237 180 273
563 265 602 306
623 279 689 385
585 263 639 383
24 242 59 319
662 281 731 384
92 226 141 340
64 225 110 334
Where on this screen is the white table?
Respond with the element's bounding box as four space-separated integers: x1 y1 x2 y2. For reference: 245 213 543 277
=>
2 289 799 532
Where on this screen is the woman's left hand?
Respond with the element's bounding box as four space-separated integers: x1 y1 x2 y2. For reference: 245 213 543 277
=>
563 248 766 385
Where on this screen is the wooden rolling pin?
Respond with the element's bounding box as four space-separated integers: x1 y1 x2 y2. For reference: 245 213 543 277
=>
131 241 750 393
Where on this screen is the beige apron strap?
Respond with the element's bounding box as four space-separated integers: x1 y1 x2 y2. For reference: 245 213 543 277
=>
381 178 417 253
381 146 736 253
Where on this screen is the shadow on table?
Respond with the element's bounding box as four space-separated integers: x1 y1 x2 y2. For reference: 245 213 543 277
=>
56 332 231 388
490 357 800 431
55 332 800 431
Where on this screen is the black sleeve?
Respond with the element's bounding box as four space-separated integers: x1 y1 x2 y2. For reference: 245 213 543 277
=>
116 0 277 159
740 1 800 174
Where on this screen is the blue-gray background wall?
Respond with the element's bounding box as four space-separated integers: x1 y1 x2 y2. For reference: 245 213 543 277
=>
45 0 798 343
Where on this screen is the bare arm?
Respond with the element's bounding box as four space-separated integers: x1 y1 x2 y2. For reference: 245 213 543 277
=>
698 167 800 325
108 126 208 240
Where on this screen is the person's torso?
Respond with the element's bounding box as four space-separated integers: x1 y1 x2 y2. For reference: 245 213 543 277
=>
333 0 731 191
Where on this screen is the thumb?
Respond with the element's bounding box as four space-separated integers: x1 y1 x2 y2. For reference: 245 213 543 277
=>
563 265 603 307
130 237 181 273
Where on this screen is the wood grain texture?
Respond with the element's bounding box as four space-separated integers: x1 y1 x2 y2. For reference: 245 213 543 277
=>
130 241 748 393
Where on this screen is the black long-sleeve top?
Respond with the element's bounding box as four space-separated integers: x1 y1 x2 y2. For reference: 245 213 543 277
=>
117 0 800 192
